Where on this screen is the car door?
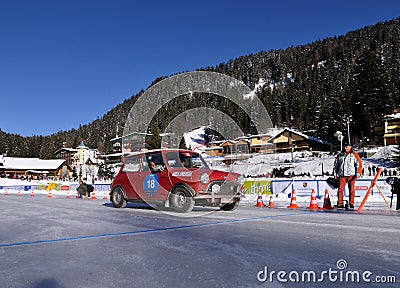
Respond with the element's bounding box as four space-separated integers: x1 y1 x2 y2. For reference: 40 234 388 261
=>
122 155 141 199
136 152 169 201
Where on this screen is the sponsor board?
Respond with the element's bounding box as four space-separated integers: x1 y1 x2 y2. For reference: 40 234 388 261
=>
243 179 272 195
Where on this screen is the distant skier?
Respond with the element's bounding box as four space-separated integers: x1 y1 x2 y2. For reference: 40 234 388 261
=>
333 143 363 210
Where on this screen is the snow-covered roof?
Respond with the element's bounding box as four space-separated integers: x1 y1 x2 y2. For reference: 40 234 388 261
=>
76 143 88 149
55 147 78 154
0 157 66 170
269 128 331 146
248 133 274 138
385 112 400 119
86 157 102 164
209 140 225 144
222 139 251 145
235 135 250 141
98 152 125 158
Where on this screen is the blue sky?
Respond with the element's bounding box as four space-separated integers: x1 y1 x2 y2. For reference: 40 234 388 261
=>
0 0 399 137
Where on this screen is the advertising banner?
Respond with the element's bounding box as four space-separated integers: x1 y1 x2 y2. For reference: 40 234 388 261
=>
243 179 272 195
271 178 393 198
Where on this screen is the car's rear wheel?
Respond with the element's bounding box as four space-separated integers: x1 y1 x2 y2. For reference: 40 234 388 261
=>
111 187 127 208
169 187 195 213
220 201 239 211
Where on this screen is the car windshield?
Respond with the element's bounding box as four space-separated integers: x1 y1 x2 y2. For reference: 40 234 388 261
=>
165 151 209 169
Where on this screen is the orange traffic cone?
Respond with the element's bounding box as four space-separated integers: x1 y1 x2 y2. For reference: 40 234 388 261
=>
255 192 265 207
103 192 108 200
307 189 319 210
76 192 80 198
287 190 300 209
17 190 21 197
4 189 9 196
320 189 334 210
267 195 275 208
66 191 71 199
30 190 35 197
91 192 97 200
47 191 53 198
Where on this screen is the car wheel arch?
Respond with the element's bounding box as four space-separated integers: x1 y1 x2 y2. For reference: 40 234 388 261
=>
169 183 195 198
111 185 127 198
168 184 196 213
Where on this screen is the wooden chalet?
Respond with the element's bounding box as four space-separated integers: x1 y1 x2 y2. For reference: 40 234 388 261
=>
248 133 274 153
384 112 400 146
0 155 71 179
204 141 224 157
221 139 251 155
268 128 331 153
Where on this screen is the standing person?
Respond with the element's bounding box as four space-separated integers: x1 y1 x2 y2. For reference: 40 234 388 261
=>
333 143 363 210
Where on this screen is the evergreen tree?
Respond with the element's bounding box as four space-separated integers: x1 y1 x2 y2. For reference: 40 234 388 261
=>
147 125 162 150
72 167 78 180
97 162 115 180
350 49 395 140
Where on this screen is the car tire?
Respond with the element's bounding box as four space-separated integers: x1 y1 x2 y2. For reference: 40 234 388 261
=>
220 201 239 211
169 187 195 213
111 187 127 208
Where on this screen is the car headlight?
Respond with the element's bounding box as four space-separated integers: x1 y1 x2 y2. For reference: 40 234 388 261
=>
200 173 209 184
211 184 221 193
237 175 245 185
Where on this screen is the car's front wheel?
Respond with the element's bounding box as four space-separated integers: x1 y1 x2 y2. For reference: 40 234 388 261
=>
111 187 127 208
169 187 195 213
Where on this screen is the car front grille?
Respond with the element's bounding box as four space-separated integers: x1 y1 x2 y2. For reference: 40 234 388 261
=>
207 181 240 195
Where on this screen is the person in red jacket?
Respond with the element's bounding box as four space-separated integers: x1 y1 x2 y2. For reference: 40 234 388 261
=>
333 143 363 210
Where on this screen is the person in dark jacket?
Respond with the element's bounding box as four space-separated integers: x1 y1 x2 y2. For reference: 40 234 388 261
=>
76 180 89 198
333 143 363 210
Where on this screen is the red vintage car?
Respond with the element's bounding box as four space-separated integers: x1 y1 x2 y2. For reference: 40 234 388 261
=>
109 149 244 212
